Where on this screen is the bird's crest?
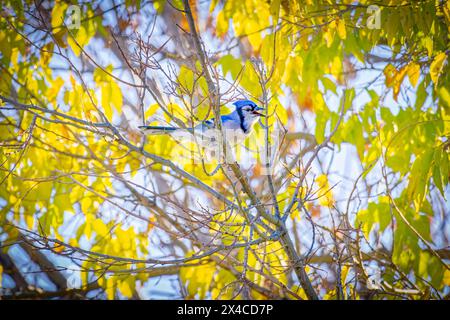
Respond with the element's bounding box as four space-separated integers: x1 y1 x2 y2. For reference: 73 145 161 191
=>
232 100 257 109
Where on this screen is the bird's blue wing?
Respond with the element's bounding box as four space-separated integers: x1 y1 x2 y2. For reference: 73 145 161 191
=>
194 114 241 132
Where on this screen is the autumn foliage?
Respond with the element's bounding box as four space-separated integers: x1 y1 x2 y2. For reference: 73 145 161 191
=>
0 0 449 300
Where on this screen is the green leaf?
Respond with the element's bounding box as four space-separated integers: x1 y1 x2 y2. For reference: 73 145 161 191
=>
216 54 242 79
321 77 337 95
406 149 434 211
343 88 355 112
432 149 444 197
415 80 427 109
355 197 391 239
315 106 330 144
392 216 420 272
441 150 449 189
178 65 195 91
438 87 450 109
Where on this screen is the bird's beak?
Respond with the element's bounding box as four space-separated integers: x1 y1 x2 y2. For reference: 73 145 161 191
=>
253 106 266 117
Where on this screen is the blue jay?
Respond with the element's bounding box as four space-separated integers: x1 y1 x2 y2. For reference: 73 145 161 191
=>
139 100 265 146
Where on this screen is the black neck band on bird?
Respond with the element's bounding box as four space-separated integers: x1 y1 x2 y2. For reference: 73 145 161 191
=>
236 107 248 134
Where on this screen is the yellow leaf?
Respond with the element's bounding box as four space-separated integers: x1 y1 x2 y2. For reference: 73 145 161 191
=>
384 64 407 101
118 278 134 298
323 28 334 48
341 265 350 286
180 255 216 299
81 196 92 214
69 185 84 204
290 207 301 220
94 66 122 120
315 174 328 188
53 231 66 253
106 277 116 300
383 64 397 87
246 21 262 49
424 36 433 58
270 0 281 19
337 18 346 40
110 81 123 110
67 27 84 56
67 17 96 57
0 265 3 287
315 174 335 207
430 52 447 85
443 269 450 286
164 102 185 122
93 218 109 238
290 285 308 299
69 238 78 247
324 20 336 47
330 56 343 83
51 1 68 30
216 10 229 37
25 213 34 229
406 62 420 88
439 87 450 109
53 29 67 48
101 84 113 121
47 77 65 103
393 66 407 101
145 103 159 119
276 105 288 126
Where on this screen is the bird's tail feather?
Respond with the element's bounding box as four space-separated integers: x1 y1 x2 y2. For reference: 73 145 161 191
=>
138 125 178 135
